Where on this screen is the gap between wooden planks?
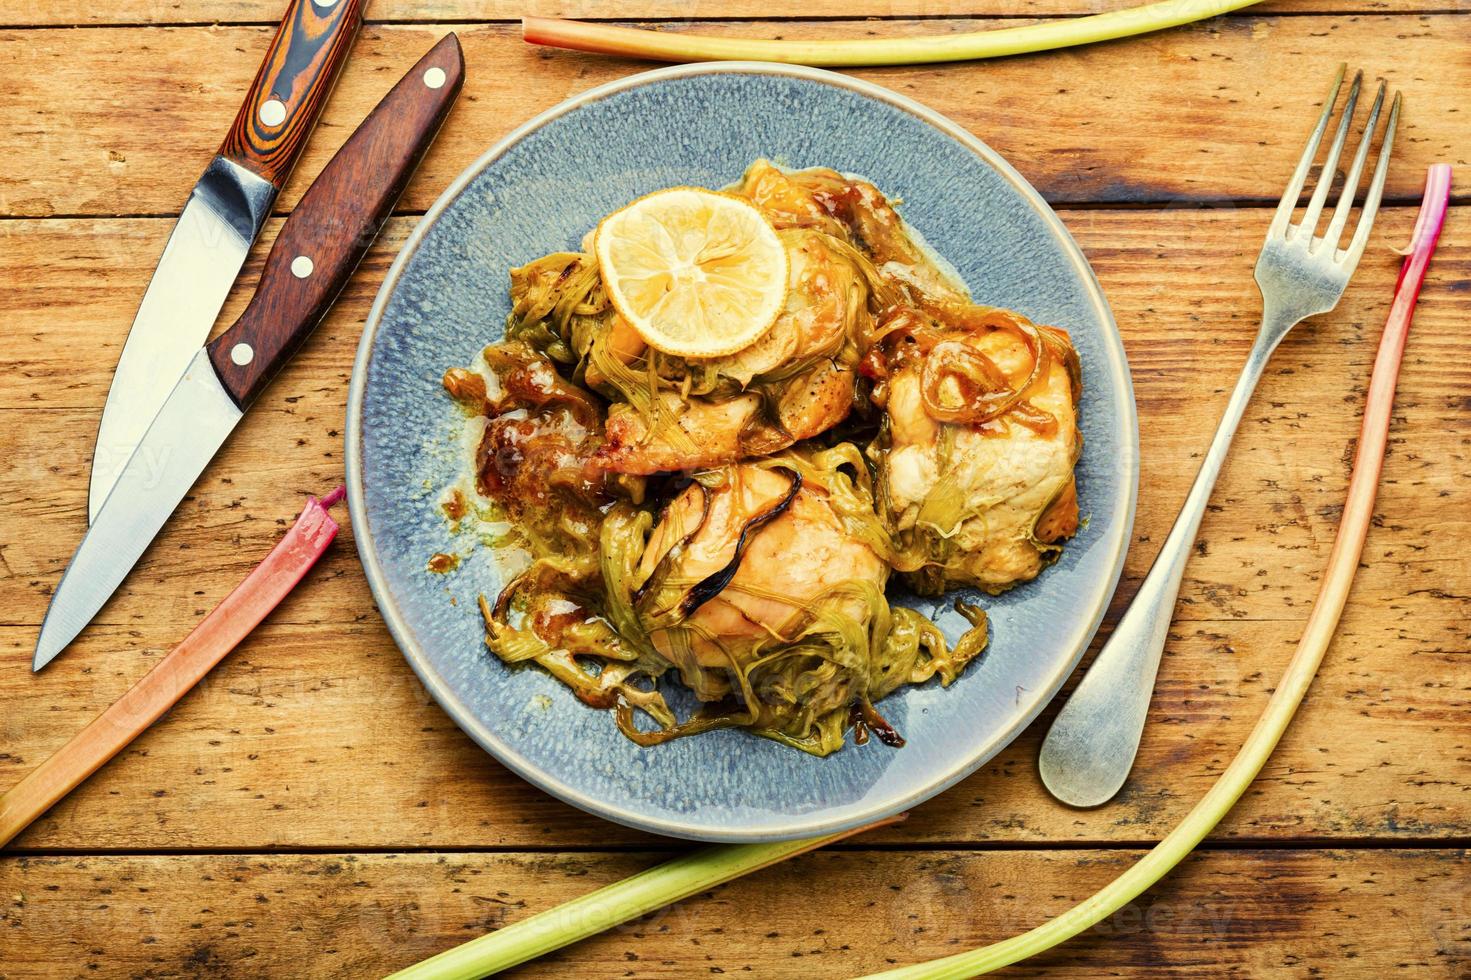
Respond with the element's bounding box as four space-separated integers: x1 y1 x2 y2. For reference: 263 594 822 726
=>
1 16 1468 219
0 849 1466 975
0 205 1465 850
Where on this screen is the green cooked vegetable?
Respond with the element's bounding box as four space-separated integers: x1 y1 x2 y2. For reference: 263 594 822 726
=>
480 444 987 757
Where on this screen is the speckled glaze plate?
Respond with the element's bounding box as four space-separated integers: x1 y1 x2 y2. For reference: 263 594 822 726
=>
347 63 1138 842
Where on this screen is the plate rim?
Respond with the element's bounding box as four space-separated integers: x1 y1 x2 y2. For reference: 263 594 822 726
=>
346 61 1140 842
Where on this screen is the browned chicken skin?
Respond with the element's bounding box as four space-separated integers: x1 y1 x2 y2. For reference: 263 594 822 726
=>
875 319 1081 594
636 462 888 683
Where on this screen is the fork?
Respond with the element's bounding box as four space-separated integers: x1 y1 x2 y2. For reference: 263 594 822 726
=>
1038 66 1401 808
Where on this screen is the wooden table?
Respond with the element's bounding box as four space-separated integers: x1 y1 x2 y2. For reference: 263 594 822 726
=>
2 2 1468 976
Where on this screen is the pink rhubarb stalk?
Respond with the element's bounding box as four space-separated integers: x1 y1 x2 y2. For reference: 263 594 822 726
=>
0 488 345 847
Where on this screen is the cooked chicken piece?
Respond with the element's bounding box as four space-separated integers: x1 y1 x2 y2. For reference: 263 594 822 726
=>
598 361 854 475
878 320 1081 595
707 228 861 382
443 343 604 508
595 229 864 474
443 342 641 565
737 160 851 237
738 159 968 305
634 462 887 689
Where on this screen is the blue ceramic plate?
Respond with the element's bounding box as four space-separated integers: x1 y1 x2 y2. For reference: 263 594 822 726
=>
347 63 1138 842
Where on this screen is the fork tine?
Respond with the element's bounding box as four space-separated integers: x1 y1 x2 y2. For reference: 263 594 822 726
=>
1321 79 1387 254
1268 64 1347 240
1341 91 1401 268
1299 70 1363 244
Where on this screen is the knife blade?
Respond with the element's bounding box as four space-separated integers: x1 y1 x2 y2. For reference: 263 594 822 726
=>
36 34 465 672
89 0 365 523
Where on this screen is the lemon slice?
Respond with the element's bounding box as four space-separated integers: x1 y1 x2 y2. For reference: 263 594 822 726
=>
594 187 788 358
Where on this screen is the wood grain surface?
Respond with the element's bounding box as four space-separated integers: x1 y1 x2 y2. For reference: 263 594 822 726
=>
0 849 1465 976
0 3 1467 977
3 18 1469 220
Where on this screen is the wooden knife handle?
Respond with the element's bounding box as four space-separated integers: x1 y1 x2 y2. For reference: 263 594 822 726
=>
217 0 365 188
206 34 464 408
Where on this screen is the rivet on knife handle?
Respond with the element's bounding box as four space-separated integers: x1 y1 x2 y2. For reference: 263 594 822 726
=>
217 0 366 188
207 34 465 409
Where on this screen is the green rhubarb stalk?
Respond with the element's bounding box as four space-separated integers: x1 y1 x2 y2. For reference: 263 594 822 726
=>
387 815 903 980
523 0 1265 67
858 163 1454 980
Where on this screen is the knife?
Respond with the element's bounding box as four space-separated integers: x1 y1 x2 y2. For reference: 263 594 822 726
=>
88 0 365 524
35 34 466 672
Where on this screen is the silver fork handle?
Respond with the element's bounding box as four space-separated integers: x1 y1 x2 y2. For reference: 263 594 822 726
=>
1038 313 1291 807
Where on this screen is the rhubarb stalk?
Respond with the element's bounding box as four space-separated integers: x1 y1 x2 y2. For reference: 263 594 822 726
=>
387 814 904 980
0 488 345 848
524 0 1265 67
859 164 1453 979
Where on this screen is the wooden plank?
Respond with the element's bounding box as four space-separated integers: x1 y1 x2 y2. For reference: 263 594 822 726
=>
4 204 1467 552
1 17 1466 218
1 609 1466 849
0 204 1466 848
0 849 1465 976
2 0 1460 28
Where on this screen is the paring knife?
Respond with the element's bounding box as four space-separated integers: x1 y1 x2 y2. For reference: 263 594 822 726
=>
35 35 466 672
88 0 365 524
